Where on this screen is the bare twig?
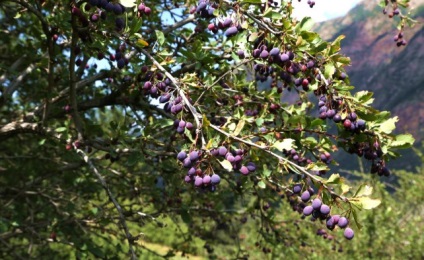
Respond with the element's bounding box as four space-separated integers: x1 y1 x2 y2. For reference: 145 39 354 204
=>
3 63 37 98
162 14 196 35
69 15 85 140
74 148 138 260
0 55 27 85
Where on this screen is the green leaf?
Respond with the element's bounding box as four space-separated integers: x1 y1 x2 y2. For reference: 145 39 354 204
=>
391 134 415 148
202 114 211 128
299 17 314 31
300 31 318 42
263 10 283 20
233 119 245 136
87 245 105 258
262 164 271 178
355 91 374 103
333 84 354 91
326 173 342 184
378 0 387 7
324 63 335 79
55 127 67 132
351 197 381 210
330 35 345 54
306 162 329 172
313 41 328 53
272 138 296 152
341 183 350 194
354 184 373 197
351 208 363 229
155 30 165 45
255 118 264 127
219 160 233 172
180 209 192 223
335 56 351 65
379 116 398 134
257 181 266 189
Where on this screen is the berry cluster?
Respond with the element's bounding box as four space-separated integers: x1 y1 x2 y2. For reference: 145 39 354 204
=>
317 95 366 132
84 0 127 31
306 0 316 8
394 31 407 47
210 147 257 175
291 186 355 240
176 146 257 191
136 67 190 115
177 150 221 191
110 44 130 69
173 119 194 134
192 0 217 19
137 3 152 16
347 141 390 176
297 0 317 8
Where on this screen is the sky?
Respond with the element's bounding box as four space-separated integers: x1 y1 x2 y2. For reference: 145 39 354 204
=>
291 0 363 22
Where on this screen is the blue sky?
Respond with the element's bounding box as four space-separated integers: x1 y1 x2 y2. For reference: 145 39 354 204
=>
291 0 362 22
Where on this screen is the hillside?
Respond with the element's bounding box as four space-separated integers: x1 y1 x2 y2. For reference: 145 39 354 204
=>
315 0 424 171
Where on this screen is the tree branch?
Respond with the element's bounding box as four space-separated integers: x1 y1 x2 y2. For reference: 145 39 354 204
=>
209 123 348 202
136 47 206 147
0 121 61 141
69 15 85 140
3 63 37 98
162 14 196 35
74 148 138 260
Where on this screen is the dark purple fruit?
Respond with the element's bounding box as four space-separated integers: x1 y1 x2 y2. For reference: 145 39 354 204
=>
338 217 349 228
303 205 313 216
224 26 238 37
177 151 187 161
240 166 249 175
344 227 354 240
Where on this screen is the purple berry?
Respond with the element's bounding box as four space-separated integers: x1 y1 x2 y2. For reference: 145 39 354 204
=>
203 175 211 185
184 175 192 183
301 191 311 202
194 176 203 187
187 167 196 176
218 146 227 156
177 151 187 161
189 151 199 161
293 184 302 194
246 162 256 172
320 204 331 215
303 205 313 216
224 26 238 37
240 166 249 175
344 227 354 240
312 198 322 210
338 217 349 228
211 174 221 184
183 157 192 168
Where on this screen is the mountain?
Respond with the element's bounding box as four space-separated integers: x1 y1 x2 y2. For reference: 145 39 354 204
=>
314 0 424 171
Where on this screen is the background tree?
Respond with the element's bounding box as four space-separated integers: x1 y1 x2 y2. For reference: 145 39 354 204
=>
0 0 419 259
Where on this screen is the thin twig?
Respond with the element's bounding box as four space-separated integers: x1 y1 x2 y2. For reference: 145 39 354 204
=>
69 15 85 140
162 14 196 35
74 148 138 260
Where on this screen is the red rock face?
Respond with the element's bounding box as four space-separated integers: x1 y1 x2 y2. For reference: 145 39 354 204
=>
316 0 424 142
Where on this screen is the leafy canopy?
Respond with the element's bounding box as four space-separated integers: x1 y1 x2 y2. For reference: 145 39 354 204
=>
0 0 416 259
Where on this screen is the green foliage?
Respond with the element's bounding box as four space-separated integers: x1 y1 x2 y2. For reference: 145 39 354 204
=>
0 0 419 259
